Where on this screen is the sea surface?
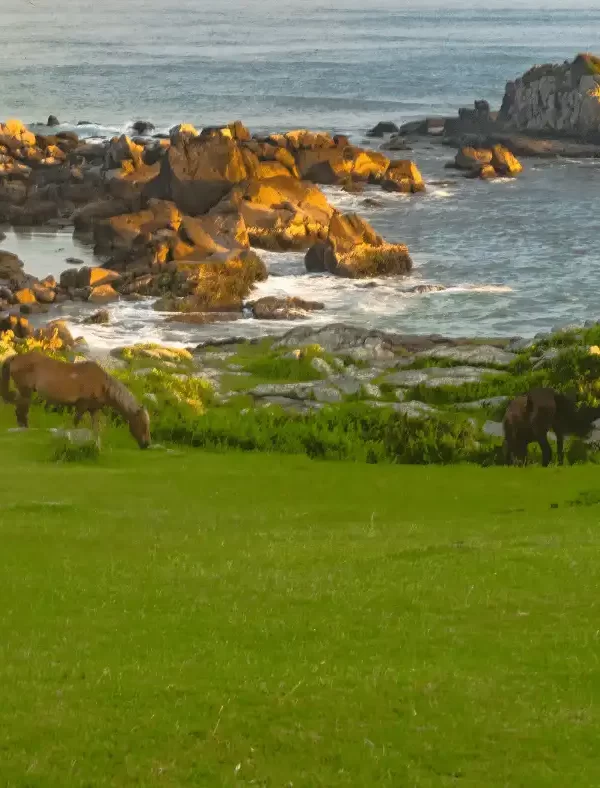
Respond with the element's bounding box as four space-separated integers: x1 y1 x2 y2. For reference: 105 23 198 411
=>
1 0 600 345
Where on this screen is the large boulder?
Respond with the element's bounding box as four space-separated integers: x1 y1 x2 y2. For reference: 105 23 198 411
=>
238 176 335 249
367 121 400 138
105 135 144 169
146 135 249 215
8 199 60 226
454 147 493 171
72 198 132 230
0 119 36 148
381 160 425 193
93 200 182 256
490 144 523 176
305 211 412 278
306 239 412 278
89 284 119 304
169 124 199 145
0 314 32 338
0 251 26 287
154 249 267 311
295 147 389 184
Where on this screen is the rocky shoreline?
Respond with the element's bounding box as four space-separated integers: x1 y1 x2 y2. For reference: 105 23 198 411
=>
388 53 600 158
1 52 600 346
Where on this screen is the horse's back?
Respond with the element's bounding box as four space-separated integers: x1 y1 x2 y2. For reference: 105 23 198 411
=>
10 352 108 403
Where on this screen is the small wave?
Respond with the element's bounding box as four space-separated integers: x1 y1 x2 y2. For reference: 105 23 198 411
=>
428 188 454 199
446 284 514 294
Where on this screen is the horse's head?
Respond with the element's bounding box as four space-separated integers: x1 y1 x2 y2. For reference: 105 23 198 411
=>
129 407 151 449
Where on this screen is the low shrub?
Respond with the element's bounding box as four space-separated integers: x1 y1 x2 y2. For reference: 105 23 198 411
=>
148 403 491 465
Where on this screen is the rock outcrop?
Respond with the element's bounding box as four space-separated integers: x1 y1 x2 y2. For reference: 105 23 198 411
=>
450 144 523 179
305 213 412 278
498 54 600 137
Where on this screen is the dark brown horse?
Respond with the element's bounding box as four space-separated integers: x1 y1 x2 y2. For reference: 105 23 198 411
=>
503 387 596 466
1 351 150 448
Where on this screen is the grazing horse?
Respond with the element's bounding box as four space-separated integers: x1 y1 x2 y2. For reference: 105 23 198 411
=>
503 387 594 467
1 351 150 449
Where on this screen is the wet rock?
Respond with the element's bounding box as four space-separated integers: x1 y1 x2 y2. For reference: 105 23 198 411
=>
46 115 60 127
65 257 84 265
165 312 242 325
381 160 425 193
248 296 325 320
408 284 447 294
380 134 413 152
131 120 155 135
83 309 110 325
305 212 412 278
367 121 400 138
88 284 119 304
490 144 523 176
454 147 493 171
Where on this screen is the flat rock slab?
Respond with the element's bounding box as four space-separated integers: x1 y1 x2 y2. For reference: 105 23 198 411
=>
384 366 505 388
368 400 439 419
454 396 510 410
416 345 516 367
250 382 315 399
329 375 363 396
259 396 323 412
482 421 504 438
274 324 395 361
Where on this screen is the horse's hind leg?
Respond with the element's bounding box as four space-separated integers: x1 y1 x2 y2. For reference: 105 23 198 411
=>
15 388 32 428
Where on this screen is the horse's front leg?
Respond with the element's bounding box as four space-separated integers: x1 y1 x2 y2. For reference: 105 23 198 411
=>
73 402 86 428
536 432 552 467
90 409 102 448
555 429 565 466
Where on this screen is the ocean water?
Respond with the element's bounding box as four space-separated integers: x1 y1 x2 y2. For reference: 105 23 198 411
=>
1 0 600 343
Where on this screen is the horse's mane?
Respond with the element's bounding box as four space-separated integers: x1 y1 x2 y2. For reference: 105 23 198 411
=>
102 368 142 418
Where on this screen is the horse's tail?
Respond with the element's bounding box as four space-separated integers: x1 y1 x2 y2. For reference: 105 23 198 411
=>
0 356 16 404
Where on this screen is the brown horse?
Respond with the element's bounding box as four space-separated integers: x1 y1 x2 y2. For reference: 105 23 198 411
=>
1 351 150 449
503 387 595 467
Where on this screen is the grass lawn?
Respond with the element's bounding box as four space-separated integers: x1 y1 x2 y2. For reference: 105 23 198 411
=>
2 421 600 786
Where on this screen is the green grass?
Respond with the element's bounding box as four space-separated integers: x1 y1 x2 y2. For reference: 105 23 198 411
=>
2 423 600 786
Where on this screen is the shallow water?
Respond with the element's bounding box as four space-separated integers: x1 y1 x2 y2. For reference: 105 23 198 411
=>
1 1 600 345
